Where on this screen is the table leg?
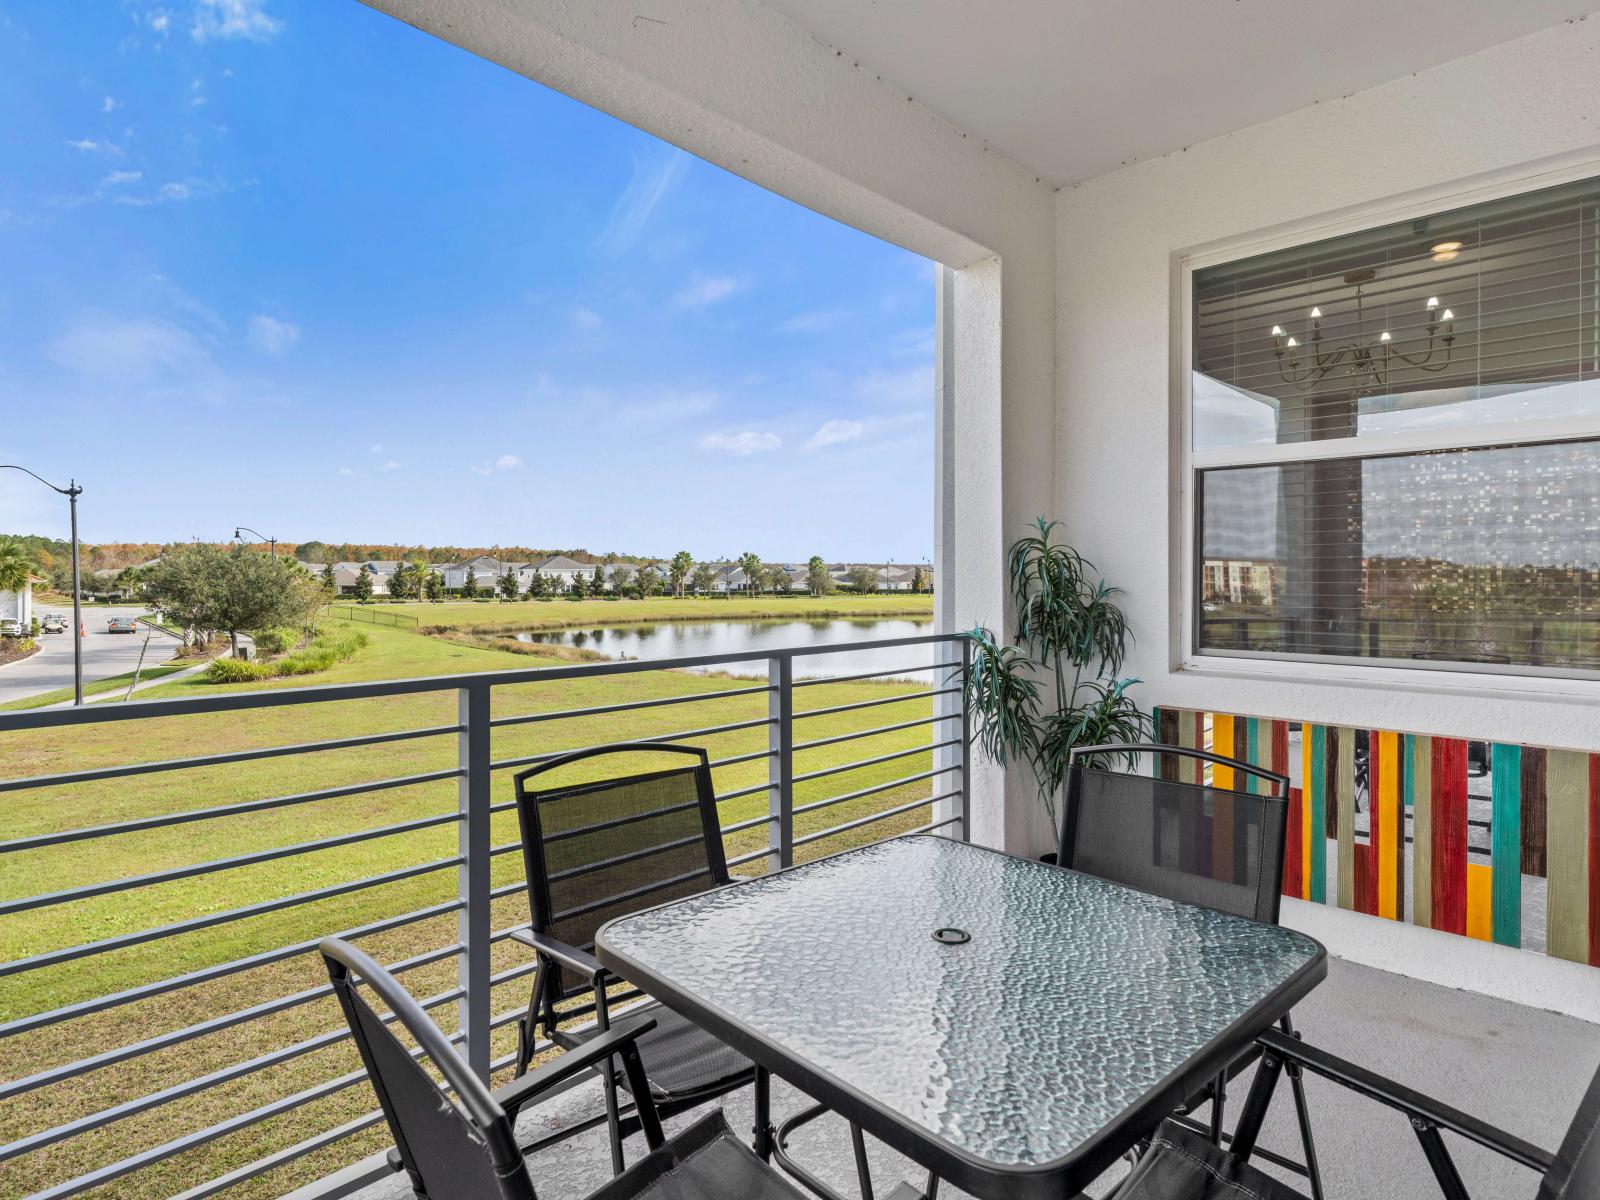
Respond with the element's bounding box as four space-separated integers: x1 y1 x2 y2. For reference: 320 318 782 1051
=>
754 1066 774 1161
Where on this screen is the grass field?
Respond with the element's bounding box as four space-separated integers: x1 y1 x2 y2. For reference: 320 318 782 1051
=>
0 596 950 1199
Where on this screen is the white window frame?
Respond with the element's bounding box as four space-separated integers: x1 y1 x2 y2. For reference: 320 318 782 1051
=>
1172 152 1600 703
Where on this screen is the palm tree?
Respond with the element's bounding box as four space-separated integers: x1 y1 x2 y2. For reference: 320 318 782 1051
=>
0 536 36 596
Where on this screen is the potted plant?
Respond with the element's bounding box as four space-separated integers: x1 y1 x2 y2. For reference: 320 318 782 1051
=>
961 518 1151 856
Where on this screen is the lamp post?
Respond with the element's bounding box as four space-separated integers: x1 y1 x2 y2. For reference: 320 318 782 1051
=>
1 465 84 705
233 526 277 559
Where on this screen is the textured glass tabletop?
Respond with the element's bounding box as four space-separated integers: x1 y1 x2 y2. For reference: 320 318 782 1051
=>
597 835 1323 1193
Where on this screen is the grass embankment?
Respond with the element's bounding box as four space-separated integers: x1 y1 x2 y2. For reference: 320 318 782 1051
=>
355 592 933 634
0 598 949 1199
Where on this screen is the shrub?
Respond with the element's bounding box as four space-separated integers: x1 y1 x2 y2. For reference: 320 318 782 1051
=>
206 657 275 683
249 626 301 655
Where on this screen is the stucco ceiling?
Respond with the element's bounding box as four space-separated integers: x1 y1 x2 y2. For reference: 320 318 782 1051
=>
760 0 1594 186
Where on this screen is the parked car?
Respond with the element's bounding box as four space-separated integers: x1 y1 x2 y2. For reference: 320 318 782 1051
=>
107 616 139 634
40 614 67 634
0 618 21 638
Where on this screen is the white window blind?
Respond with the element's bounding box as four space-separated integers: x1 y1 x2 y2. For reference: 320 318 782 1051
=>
1190 176 1600 676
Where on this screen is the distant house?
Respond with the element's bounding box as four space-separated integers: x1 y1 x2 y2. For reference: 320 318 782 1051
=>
329 561 404 597
1 572 43 627
533 555 592 587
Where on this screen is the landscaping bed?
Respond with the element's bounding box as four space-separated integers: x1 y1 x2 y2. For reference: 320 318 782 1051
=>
0 637 39 668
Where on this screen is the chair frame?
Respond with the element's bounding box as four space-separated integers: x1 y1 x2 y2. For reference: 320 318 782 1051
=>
322 937 666 1200
508 742 749 1173
1232 1027 1563 1200
1059 741 1327 1196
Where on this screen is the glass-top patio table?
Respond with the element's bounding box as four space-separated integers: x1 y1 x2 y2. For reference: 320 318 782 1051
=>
595 834 1326 1199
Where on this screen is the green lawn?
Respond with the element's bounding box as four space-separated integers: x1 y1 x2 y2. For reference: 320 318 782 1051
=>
0 597 952 1199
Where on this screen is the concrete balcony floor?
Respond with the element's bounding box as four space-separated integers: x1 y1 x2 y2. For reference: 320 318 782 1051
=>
338 958 1599 1200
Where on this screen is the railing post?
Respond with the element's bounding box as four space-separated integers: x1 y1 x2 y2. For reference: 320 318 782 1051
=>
457 680 493 1081
767 655 794 870
934 636 971 841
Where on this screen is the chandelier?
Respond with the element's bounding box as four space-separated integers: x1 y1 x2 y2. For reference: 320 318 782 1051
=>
1270 267 1456 393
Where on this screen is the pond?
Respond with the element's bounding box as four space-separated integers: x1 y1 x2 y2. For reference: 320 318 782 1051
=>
508 617 940 680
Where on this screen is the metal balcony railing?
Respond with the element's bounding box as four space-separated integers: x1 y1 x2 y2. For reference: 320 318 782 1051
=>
0 632 970 1200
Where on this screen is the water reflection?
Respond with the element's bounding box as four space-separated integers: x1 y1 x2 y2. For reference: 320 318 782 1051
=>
511 618 937 680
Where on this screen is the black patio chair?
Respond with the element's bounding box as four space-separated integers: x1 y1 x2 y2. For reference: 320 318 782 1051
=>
320 937 806 1200
1200 1023 1600 1199
1059 742 1324 1195
509 743 754 1174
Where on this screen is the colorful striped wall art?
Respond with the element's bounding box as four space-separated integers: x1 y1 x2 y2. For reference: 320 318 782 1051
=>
1153 707 1600 970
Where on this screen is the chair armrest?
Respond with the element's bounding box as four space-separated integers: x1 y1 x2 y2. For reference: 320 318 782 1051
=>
1256 1028 1555 1174
509 928 608 987
492 1019 657 1113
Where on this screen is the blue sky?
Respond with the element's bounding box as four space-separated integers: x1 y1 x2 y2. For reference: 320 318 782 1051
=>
0 0 934 562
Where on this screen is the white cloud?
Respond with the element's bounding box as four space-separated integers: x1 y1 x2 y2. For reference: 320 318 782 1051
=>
778 310 846 334
247 314 299 354
572 306 603 331
369 443 383 454
802 419 865 452
66 138 111 153
101 170 143 187
379 460 402 472
47 316 210 383
595 150 687 255
111 178 232 207
469 453 525 477
191 0 282 43
102 96 120 113
700 430 780 456
150 11 171 33
675 274 738 310
338 466 355 477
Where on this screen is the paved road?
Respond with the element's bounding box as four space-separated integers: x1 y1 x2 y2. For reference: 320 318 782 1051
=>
0 605 181 706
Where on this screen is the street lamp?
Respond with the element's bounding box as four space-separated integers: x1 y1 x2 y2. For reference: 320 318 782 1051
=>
234 526 277 559
0 465 84 705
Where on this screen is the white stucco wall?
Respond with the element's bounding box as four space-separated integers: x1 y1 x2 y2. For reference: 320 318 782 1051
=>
1055 16 1600 1014
1055 14 1600 753
366 0 1060 850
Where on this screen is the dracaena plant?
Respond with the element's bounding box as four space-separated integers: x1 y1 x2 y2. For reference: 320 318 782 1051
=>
959 518 1151 840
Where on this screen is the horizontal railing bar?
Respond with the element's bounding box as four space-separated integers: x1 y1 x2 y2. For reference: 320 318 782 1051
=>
793 711 958 753
900 813 963 837
0 811 463 917
1 978 464 1163
716 781 776 803
0 633 963 732
793 792 952 848
0 723 461 797
793 686 960 721
722 812 779 834
725 846 771 869
0 899 461 1040
0 768 462 854
791 738 959 785
790 662 945 687
165 1108 388 1200
708 747 777 770
0 856 461 979
489 681 774 728
23 1022 472 1200
489 715 775 772
791 766 956 818
490 878 530 901
0 942 461 1103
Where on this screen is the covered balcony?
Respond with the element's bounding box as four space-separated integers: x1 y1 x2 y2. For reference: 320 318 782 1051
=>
4 3 1600 1200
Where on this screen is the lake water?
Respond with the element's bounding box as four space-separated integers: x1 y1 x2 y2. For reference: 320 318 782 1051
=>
509 617 941 680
